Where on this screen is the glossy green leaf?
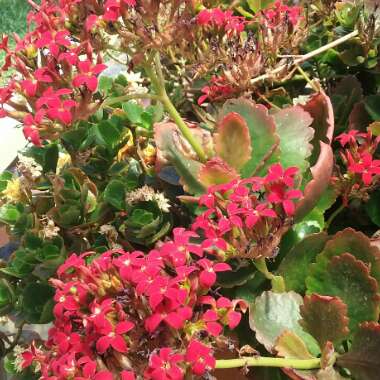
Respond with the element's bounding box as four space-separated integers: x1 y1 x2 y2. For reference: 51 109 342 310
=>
306 253 380 332
104 180 126 210
273 106 314 174
277 232 330 293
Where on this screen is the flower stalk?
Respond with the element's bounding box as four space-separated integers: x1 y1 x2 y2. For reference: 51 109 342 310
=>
215 357 321 370
146 54 208 163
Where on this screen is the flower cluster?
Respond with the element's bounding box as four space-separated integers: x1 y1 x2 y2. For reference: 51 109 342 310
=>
261 0 303 28
334 129 380 203
193 164 302 259
21 227 246 379
197 8 246 36
0 0 109 146
198 75 238 105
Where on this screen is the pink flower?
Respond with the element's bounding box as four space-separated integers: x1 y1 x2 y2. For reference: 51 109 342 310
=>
36 87 76 125
94 371 114 380
121 371 136 380
336 130 362 147
96 319 134 354
145 305 192 332
145 348 184 380
267 185 303 216
197 259 231 288
23 112 44 146
265 163 299 187
185 340 215 376
348 151 380 185
35 30 71 57
73 59 107 92
245 203 277 228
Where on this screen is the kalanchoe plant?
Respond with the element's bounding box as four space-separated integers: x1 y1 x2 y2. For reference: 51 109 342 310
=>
0 0 380 379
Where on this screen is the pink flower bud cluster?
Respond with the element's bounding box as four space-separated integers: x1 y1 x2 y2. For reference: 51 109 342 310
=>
193 163 302 258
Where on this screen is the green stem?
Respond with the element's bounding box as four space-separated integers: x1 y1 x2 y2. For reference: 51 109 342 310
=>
254 257 285 293
324 203 345 231
145 54 208 163
215 357 321 370
101 93 159 108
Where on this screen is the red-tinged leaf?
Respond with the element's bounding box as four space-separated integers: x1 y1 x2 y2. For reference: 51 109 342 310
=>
300 294 349 348
214 112 252 170
349 101 372 131
219 98 280 177
272 105 314 174
301 91 334 161
306 253 380 333
296 92 334 221
337 322 380 380
274 330 314 359
283 367 345 380
198 157 239 187
331 76 363 130
313 228 380 283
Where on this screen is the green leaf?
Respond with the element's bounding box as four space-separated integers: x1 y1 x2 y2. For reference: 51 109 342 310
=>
104 180 126 210
337 322 380 380
128 208 154 227
22 283 55 324
365 190 380 226
0 204 21 224
300 294 349 348
98 76 113 93
249 291 320 356
95 120 122 148
331 76 363 131
214 112 252 170
364 95 380 121
306 253 380 333
122 101 143 124
0 171 13 192
272 106 314 174
220 99 280 177
247 0 275 12
154 122 206 194
277 232 330 293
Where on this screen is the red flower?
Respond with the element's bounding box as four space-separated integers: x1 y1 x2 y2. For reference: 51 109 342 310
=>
336 130 362 147
245 203 277 228
348 151 380 185
145 348 184 380
121 371 136 380
73 59 107 92
197 259 231 288
96 319 134 354
36 87 76 125
35 30 71 57
267 185 303 216
265 163 299 187
145 305 192 332
185 340 215 376
198 75 236 105
23 112 44 146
